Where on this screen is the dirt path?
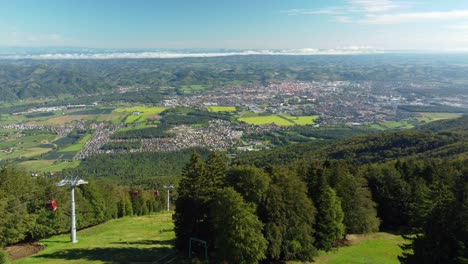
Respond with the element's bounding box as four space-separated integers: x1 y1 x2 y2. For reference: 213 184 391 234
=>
5 242 44 260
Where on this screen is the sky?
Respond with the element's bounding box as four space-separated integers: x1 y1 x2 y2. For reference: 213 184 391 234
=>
1 0 468 51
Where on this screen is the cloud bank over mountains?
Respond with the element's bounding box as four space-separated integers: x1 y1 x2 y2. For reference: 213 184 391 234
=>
0 47 384 59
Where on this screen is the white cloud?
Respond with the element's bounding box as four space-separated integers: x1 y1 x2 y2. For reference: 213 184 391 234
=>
0 48 385 60
348 0 400 13
362 10 468 24
282 8 343 16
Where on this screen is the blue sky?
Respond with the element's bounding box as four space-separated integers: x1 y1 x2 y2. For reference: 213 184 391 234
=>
1 0 468 51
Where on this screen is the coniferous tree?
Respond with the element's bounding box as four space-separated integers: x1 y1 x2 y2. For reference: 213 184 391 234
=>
259 168 317 262
308 167 344 251
225 165 271 206
329 161 379 233
401 171 468 264
173 152 227 251
211 188 267 264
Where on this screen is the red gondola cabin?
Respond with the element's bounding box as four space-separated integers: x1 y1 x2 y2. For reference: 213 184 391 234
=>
46 200 57 211
133 191 139 197
154 190 160 196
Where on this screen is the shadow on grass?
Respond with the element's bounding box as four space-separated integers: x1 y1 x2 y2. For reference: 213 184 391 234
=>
34 243 180 263
111 239 174 246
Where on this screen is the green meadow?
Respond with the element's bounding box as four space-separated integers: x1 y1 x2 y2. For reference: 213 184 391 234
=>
14 212 185 264
239 114 319 126
206 106 237 112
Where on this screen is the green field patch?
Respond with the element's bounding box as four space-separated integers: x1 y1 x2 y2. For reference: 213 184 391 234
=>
58 134 91 152
115 106 166 124
416 112 463 123
310 233 405 264
18 159 80 172
124 114 144 124
114 106 166 115
206 106 237 112
15 212 181 264
239 116 294 126
180 84 205 91
279 114 319 125
68 108 114 115
379 121 414 129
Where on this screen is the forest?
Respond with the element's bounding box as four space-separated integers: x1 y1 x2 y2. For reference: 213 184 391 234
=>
1 116 466 263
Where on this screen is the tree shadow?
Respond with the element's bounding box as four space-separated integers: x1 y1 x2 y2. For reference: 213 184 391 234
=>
34 246 180 263
111 239 174 246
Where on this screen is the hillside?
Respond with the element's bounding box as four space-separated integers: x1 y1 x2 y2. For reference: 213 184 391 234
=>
236 116 468 167
11 212 185 264
0 64 112 102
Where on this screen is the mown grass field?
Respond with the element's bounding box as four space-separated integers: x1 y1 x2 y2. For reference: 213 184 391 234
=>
239 114 319 126
280 114 319 125
206 106 237 112
370 121 415 130
290 233 405 264
14 212 185 264
18 160 80 172
115 106 166 124
416 112 462 122
58 134 92 152
12 211 404 264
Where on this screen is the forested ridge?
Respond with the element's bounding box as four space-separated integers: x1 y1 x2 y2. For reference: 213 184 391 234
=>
1 117 466 263
1 54 468 102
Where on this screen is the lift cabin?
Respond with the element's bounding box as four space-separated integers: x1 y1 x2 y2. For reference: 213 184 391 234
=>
46 200 57 211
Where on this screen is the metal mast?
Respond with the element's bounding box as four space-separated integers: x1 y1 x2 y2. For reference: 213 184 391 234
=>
57 176 88 243
163 185 174 211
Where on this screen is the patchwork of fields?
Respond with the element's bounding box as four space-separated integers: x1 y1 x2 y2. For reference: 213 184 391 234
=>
239 113 319 126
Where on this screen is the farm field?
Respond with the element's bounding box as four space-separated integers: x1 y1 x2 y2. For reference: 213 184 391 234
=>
58 134 92 152
416 112 463 122
370 121 415 130
115 106 166 124
280 114 319 125
13 212 185 264
0 133 57 160
17 160 80 172
239 114 319 126
206 106 237 112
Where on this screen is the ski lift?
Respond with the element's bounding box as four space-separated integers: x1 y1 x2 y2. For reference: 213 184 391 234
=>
46 200 57 211
154 190 160 197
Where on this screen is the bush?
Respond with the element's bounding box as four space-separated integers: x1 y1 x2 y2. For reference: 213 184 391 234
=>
0 249 10 264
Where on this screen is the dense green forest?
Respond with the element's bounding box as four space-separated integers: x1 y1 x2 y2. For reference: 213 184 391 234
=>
0 166 167 248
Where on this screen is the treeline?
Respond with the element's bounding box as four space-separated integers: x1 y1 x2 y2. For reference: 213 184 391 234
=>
3 54 468 102
0 166 166 247
236 118 468 168
174 152 380 263
65 147 210 184
177 150 467 263
228 117 468 263
398 104 468 113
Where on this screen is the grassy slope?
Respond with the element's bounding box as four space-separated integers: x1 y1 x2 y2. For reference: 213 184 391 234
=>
289 233 405 264
14 211 404 264
15 212 185 264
